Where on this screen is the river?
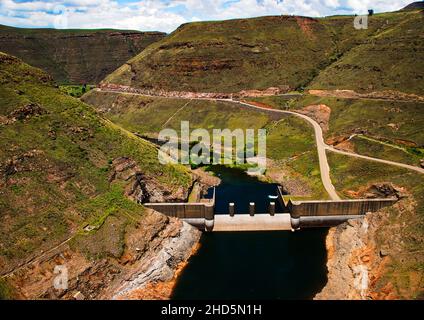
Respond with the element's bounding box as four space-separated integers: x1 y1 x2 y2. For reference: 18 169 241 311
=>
171 165 328 300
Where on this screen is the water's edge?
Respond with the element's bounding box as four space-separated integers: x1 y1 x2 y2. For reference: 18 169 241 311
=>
171 166 328 300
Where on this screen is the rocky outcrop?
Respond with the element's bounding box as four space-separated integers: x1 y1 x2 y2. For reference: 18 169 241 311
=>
316 184 420 300
191 168 221 196
109 157 189 203
1 149 44 178
4 209 201 300
298 104 331 133
315 218 371 299
110 220 200 300
0 103 47 125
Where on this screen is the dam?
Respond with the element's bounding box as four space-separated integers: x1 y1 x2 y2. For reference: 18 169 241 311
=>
166 166 395 299
145 167 397 232
170 166 328 300
145 194 396 231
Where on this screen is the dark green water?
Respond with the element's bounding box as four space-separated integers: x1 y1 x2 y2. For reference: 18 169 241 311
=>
207 166 284 214
171 166 328 300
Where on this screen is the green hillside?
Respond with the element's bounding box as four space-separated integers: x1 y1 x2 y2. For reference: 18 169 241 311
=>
103 15 338 92
82 90 327 198
102 9 424 95
0 25 166 84
310 11 424 94
0 53 191 275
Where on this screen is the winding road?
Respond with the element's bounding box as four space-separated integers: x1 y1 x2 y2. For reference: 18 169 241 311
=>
95 88 424 200
233 100 341 200
228 99 424 200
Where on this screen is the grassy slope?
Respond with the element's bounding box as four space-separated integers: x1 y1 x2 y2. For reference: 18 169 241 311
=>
252 94 424 166
103 10 423 95
0 24 166 84
328 152 424 298
82 91 271 133
82 90 327 198
310 11 424 94
103 15 337 92
0 53 191 276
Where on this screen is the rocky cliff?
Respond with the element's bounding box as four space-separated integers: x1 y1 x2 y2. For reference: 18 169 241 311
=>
3 209 201 300
0 25 166 84
316 184 423 300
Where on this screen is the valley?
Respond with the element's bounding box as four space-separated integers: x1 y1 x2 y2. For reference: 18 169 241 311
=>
0 2 423 301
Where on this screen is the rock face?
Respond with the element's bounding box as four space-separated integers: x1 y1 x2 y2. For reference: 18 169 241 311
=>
316 184 421 300
109 157 189 203
298 104 331 133
5 209 201 300
315 219 370 300
0 25 166 84
110 220 200 300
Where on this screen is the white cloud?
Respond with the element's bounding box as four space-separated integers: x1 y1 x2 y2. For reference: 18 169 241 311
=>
0 0 417 32
0 0 188 32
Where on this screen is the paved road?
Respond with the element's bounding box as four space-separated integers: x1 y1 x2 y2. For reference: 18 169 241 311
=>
228 100 424 198
230 100 341 200
327 147 424 174
95 89 424 200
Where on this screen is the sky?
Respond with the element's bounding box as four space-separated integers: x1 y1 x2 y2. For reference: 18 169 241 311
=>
0 0 418 33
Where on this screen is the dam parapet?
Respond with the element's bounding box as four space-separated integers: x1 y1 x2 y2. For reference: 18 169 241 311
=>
288 198 397 218
287 198 397 229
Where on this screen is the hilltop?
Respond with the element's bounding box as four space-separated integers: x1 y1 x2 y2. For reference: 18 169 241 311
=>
103 15 337 93
101 9 423 95
401 1 424 10
309 10 424 94
0 25 166 84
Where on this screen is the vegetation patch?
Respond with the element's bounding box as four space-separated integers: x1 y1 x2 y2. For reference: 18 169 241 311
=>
0 278 16 300
60 85 95 98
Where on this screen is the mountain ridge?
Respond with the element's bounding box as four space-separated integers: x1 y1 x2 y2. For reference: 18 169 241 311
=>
100 10 423 95
0 25 166 84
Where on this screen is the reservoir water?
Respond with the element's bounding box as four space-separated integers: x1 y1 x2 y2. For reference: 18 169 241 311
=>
172 166 328 300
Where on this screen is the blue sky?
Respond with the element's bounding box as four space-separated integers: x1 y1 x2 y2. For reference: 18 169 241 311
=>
0 0 418 32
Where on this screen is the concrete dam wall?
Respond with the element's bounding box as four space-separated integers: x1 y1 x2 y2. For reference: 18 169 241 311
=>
144 189 215 231
144 187 398 231
286 198 397 229
287 198 397 218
